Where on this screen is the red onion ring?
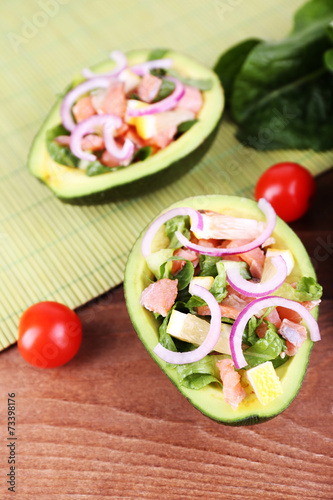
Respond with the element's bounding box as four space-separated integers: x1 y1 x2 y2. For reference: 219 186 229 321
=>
175 198 276 257
82 50 127 79
127 77 184 116
103 120 134 161
226 255 288 298
141 207 204 258
61 77 112 132
153 284 221 364
130 58 173 76
69 114 126 162
230 296 321 369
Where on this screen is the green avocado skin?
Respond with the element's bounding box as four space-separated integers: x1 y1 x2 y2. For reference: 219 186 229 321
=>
124 195 319 426
27 50 224 204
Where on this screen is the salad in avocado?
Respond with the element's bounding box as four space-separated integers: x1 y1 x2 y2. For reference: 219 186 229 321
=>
47 50 211 176
29 49 223 202
125 196 322 423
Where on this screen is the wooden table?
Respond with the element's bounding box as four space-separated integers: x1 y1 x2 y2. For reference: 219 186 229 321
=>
1 171 332 499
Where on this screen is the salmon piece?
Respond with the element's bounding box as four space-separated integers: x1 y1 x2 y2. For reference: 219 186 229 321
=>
198 285 253 319
100 146 132 168
114 123 129 138
72 96 96 123
125 126 146 148
277 300 320 324
276 306 301 324
140 278 178 317
146 126 177 149
100 82 126 117
54 135 71 147
54 134 104 151
172 248 199 275
216 359 246 410
190 234 199 245
219 240 242 262
225 239 265 279
100 150 120 168
124 126 160 155
279 318 307 356
137 74 162 103
176 85 203 115
255 308 281 338
265 308 282 329
198 238 221 248
256 322 268 338
81 134 105 151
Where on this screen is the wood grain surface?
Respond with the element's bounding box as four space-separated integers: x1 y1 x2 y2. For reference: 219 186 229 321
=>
0 171 332 500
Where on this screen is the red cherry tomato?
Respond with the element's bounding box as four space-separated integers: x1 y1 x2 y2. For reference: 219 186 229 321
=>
255 162 316 222
18 302 82 368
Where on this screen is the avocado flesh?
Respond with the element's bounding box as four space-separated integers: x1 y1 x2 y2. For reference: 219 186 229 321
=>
28 50 224 203
124 195 318 425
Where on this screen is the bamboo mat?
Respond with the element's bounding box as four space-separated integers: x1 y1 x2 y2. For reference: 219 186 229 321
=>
0 0 332 350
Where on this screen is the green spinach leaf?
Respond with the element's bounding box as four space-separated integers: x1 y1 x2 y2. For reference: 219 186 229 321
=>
86 161 117 176
160 257 195 291
176 119 198 136
132 146 152 162
148 48 170 61
158 307 177 351
324 48 333 72
153 78 175 102
215 0 333 151
214 38 262 102
46 124 79 167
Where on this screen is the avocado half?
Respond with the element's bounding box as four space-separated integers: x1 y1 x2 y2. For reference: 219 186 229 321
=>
28 50 224 204
124 195 319 426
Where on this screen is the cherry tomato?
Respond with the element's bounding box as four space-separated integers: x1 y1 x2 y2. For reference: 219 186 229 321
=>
18 302 82 368
255 162 316 222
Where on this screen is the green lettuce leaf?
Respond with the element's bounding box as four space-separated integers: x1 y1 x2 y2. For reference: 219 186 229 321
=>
242 308 275 346
244 322 287 369
275 276 323 301
209 264 228 303
185 265 227 311
164 215 191 249
199 254 221 277
177 354 225 390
